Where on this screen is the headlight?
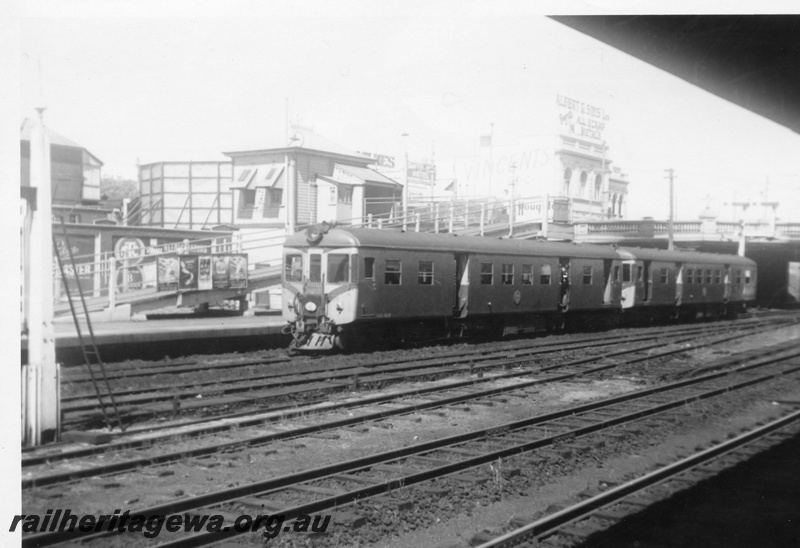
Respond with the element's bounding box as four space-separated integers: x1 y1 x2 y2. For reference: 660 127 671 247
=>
304 301 318 313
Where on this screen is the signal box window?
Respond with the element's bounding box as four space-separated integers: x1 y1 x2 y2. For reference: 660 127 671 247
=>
622 264 631 282
501 264 514 285
582 265 593 285
284 254 303 282
659 268 668 284
540 264 552 285
521 264 534 285
385 259 402 285
714 270 721 284
480 263 493 285
327 254 350 284
687 268 694 284
745 270 752 284
364 257 375 280
418 260 434 285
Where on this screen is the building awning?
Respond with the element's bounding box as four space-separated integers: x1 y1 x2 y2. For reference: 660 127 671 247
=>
231 164 285 189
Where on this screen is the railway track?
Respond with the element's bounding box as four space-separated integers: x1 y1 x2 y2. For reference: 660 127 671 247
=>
59 315 797 429
475 408 800 548
22 317 794 488
21 339 800 547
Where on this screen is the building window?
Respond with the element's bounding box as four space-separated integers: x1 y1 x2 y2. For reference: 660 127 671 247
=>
418 260 434 285
385 259 401 285
329 186 337 205
268 189 283 205
480 263 493 285
660 268 668 284
563 168 572 195
241 189 256 206
687 268 694 284
705 269 712 284
69 214 81 223
583 265 593 285
594 174 602 200
521 264 534 285
284 254 303 282
501 264 514 285
338 185 353 204
364 257 375 280
622 264 631 282
327 254 350 284
540 264 552 285
714 269 721 284
579 171 588 197
238 168 253 182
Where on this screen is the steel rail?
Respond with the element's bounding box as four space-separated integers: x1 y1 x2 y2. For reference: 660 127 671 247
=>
60 319 790 424
22 323 791 485
476 409 800 548
21 345 800 547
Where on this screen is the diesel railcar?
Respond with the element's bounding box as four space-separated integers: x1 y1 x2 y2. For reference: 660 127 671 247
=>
281 225 756 352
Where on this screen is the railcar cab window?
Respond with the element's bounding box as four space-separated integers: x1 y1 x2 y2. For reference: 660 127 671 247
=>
310 254 322 283
522 264 534 285
284 254 303 282
480 263 493 285
385 259 401 285
660 268 668 284
418 261 434 285
540 264 552 285
583 265 593 285
501 264 514 285
363 257 375 280
327 254 350 284
745 270 752 285
622 264 631 282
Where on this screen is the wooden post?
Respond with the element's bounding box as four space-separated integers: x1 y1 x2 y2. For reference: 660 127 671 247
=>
434 203 440 233
449 203 454 233
480 203 485 236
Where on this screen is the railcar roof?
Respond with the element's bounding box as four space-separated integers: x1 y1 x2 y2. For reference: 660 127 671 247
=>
616 246 756 266
285 227 619 258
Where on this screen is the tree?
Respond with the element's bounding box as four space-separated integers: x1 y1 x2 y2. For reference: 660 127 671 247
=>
100 175 139 201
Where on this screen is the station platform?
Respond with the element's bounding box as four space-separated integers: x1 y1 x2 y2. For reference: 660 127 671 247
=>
22 313 290 365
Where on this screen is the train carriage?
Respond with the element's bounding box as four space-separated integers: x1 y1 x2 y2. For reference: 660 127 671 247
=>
282 225 757 352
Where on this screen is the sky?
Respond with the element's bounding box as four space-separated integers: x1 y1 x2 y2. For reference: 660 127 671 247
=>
12 2 800 224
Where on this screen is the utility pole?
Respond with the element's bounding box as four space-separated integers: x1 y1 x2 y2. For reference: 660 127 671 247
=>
665 168 676 251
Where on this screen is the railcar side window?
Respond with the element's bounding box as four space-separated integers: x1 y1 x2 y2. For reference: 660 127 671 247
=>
284 254 303 282
622 264 631 282
705 269 712 284
745 270 752 284
385 259 401 285
714 270 721 284
327 254 350 284
501 264 514 285
687 268 694 284
659 268 668 284
582 266 593 285
418 261 434 285
540 264 552 285
522 264 534 285
364 257 375 280
480 263 493 285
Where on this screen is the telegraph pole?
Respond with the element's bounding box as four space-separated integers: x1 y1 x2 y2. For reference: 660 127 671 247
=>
665 168 676 251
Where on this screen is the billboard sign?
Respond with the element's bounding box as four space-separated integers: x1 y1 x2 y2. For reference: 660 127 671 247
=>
157 253 248 292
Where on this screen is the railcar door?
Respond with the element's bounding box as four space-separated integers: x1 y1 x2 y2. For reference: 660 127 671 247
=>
453 253 469 318
620 261 636 308
559 258 570 310
602 259 614 304
723 265 732 301
643 261 652 302
675 263 684 306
